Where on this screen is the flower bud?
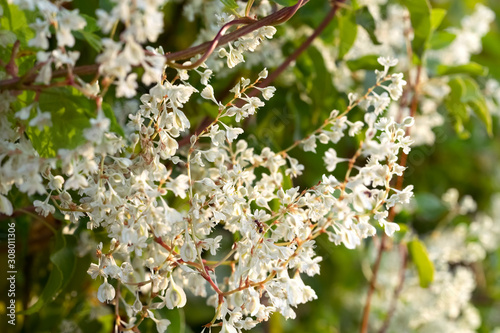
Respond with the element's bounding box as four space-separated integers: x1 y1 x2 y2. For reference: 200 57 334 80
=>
164 277 187 309
97 280 115 303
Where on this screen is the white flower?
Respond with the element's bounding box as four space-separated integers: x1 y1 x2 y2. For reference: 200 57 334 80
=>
28 18 51 49
220 123 243 143
377 56 398 68
122 38 145 66
302 135 317 152
348 121 363 136
56 9 86 48
323 148 339 172
97 280 115 303
180 233 198 262
15 104 33 120
254 86 276 100
163 277 187 309
197 69 212 85
147 310 170 333
29 107 52 130
167 175 190 199
64 174 88 190
220 320 238 333
116 73 138 98
258 68 268 80
219 43 245 68
201 85 219 105
34 198 55 217
0 194 13 216
382 221 400 236
387 73 407 100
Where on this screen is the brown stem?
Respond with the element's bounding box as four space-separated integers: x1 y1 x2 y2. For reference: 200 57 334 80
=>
378 243 408 333
0 2 310 90
168 17 257 70
6 40 20 78
359 65 422 333
0 64 98 90
114 280 121 333
165 0 309 64
253 0 346 94
360 233 386 333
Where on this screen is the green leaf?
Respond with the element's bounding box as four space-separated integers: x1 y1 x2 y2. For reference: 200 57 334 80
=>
338 11 357 60
80 13 100 32
444 76 492 137
0 3 35 46
444 77 470 138
346 55 380 71
408 238 434 288
420 8 448 55
355 7 379 45
414 193 447 222
271 0 298 6
460 77 492 136
437 62 488 77
20 233 77 314
160 308 185 333
0 0 13 30
0 29 16 47
220 0 238 11
351 0 360 10
401 0 431 59
25 87 95 157
74 30 103 52
428 31 456 50
102 103 125 137
73 14 102 52
430 8 446 30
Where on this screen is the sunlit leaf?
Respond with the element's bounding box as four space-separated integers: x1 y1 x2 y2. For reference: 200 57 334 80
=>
220 0 238 11
430 8 446 30
401 0 431 60
346 55 380 71
437 62 488 76
338 11 358 60
25 87 95 157
355 7 379 45
271 0 298 6
429 31 456 50
408 238 434 288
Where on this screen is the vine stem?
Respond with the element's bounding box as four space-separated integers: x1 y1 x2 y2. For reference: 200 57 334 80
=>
247 0 347 98
378 243 408 333
359 65 422 333
0 1 310 91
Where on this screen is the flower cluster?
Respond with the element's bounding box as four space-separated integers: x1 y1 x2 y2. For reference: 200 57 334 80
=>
95 0 167 96
304 2 497 147
12 0 87 84
6 1 475 332
364 191 500 333
1 26 411 328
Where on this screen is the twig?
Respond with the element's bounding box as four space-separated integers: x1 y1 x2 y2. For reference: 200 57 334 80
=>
252 0 346 94
114 280 121 333
378 243 408 333
165 0 309 64
359 64 423 333
360 233 386 333
6 40 20 78
0 2 310 90
168 17 257 70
